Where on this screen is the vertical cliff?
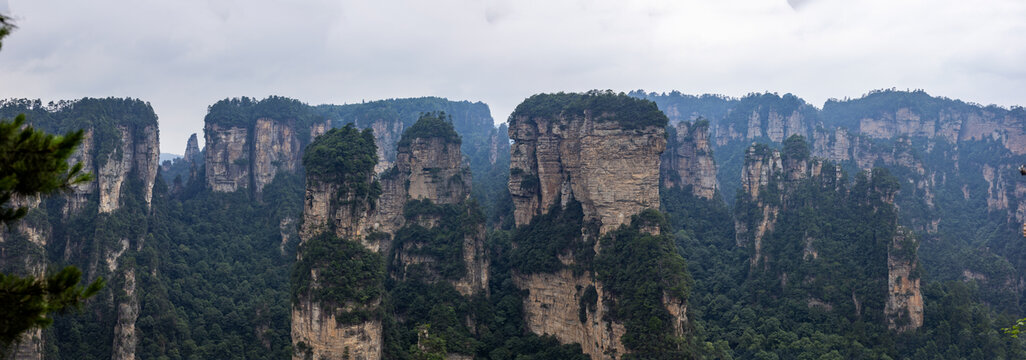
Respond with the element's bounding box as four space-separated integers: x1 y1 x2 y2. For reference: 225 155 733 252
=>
203 96 329 195
294 113 492 359
661 119 718 199
886 227 924 332
507 92 692 359
293 125 384 360
508 93 666 234
0 98 160 360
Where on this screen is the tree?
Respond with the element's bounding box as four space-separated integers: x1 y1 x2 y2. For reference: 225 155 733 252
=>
0 114 92 223
0 15 104 357
0 267 103 354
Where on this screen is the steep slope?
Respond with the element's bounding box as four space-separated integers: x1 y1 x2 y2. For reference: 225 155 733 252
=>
0 98 160 360
204 96 329 194
662 119 718 199
293 114 490 359
507 91 692 359
733 137 922 331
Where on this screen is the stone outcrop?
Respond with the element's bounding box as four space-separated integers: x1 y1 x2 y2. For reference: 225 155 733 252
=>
514 270 627 359
205 115 328 194
886 228 924 332
92 125 160 213
507 93 689 359
508 113 666 234
0 98 160 360
294 119 489 359
662 120 718 199
205 123 250 192
397 137 471 205
291 301 383 360
112 269 141 360
183 133 200 163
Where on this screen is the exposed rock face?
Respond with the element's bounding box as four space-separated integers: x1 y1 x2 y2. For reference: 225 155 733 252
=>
662 120 718 199
735 146 786 257
63 130 95 215
112 269 141 360
514 270 627 359
294 120 489 359
183 133 200 163
253 118 303 192
397 137 470 205
886 228 924 332
507 94 686 359
206 117 329 194
205 123 250 192
95 125 160 213
508 115 666 234
291 302 383 360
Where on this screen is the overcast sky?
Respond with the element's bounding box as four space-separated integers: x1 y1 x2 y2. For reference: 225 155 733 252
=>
1 0 1024 153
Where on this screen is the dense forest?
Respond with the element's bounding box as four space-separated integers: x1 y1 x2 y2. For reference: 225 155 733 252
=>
2 89 1026 359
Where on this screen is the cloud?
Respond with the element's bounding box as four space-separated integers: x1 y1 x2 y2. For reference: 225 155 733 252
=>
0 0 1024 151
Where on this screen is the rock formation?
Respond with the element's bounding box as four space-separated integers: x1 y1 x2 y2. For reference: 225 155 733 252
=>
508 103 666 234
507 92 687 359
294 116 489 359
662 119 718 199
0 98 160 360
886 227 924 332
183 133 200 163
203 97 330 195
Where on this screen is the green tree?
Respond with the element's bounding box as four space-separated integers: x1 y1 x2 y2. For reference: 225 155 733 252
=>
0 16 104 357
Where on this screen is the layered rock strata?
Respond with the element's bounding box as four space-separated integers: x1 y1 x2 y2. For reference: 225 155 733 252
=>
508 112 666 234
662 120 718 199
507 93 683 359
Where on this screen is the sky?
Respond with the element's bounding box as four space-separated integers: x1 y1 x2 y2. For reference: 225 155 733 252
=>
1 0 1024 153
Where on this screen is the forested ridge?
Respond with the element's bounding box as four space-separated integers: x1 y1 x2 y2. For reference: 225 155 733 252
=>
2 90 1025 359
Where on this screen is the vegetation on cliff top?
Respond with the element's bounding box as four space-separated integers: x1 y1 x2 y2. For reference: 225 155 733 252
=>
302 124 381 207
510 90 668 130
0 97 159 169
397 112 461 148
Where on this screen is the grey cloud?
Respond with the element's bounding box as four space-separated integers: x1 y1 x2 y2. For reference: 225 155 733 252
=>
0 0 1024 149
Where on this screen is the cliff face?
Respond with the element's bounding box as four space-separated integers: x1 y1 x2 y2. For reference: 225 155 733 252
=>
514 270 627 358
294 119 489 359
662 120 718 199
508 114 665 234
398 138 471 205
204 123 250 192
886 228 924 332
0 98 160 360
203 97 330 194
507 93 690 359
205 118 328 194
183 133 200 163
291 302 383 360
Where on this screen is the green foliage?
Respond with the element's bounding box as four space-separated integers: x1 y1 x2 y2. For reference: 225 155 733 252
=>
398 112 461 147
0 97 160 170
595 210 694 358
0 114 93 224
302 124 381 211
510 90 668 130
291 232 384 323
628 90 737 124
781 135 810 161
1003 318 1025 338
393 199 485 280
0 13 14 51
0 266 103 354
508 200 596 274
